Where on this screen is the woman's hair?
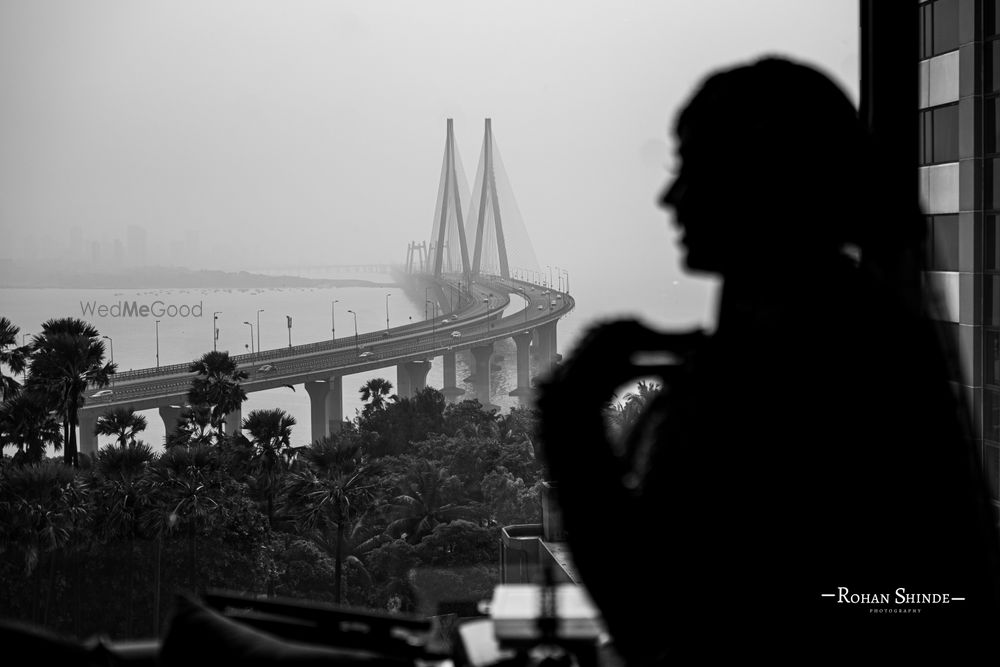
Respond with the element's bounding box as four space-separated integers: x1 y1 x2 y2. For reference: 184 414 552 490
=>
676 56 968 403
675 56 923 265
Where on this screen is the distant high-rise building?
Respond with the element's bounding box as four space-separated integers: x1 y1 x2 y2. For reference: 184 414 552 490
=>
113 239 125 266
90 240 101 266
917 0 1000 511
126 225 147 266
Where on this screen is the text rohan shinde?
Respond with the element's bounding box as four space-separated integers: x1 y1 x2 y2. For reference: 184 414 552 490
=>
836 587 954 605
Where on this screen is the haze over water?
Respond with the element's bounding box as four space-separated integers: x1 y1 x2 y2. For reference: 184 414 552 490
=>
1 261 717 452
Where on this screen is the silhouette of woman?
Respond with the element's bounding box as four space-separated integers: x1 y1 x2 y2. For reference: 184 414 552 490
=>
537 57 1000 663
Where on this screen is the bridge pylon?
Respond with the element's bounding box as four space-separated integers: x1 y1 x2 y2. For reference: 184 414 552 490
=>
470 118 511 280
429 119 473 283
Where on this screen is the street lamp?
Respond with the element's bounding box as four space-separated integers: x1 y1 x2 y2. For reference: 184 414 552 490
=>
424 286 432 320
286 315 293 348
256 309 264 353
426 300 437 339
213 312 222 351
483 297 491 331
155 320 160 369
385 293 392 337
243 322 254 354
555 266 562 292
101 335 114 388
563 269 570 294
331 300 339 341
347 309 359 353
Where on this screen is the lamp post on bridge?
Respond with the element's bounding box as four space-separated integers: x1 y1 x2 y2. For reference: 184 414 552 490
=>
483 297 491 332
243 321 254 354
426 300 438 340
347 309 359 353
213 312 222 351
286 315 292 348
256 309 264 353
385 293 392 337
331 300 338 341
155 320 160 369
555 266 562 292
424 286 432 320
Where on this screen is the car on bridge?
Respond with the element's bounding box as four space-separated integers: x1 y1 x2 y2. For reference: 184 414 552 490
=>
91 389 113 398
537 305 544 310
451 331 462 338
257 364 276 374
359 351 374 358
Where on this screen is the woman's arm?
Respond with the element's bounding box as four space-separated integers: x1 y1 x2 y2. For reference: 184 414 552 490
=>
536 320 703 662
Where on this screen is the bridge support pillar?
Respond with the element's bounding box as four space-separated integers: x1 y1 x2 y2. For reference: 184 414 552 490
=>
536 321 559 375
224 406 242 438
78 410 99 455
305 377 343 443
441 351 465 403
508 332 534 404
470 343 495 409
159 404 185 438
328 376 343 433
404 360 431 397
395 363 412 399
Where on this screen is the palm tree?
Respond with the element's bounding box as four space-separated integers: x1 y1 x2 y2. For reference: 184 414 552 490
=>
243 408 297 596
283 436 379 603
0 316 29 400
359 378 394 416
94 407 148 447
386 459 482 544
166 404 219 448
95 441 154 635
27 318 115 467
187 351 247 434
0 460 89 623
613 380 661 436
303 520 385 599
0 392 63 462
243 408 297 522
141 445 222 594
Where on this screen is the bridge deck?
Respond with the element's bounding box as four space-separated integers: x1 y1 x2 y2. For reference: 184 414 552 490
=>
82 277 572 414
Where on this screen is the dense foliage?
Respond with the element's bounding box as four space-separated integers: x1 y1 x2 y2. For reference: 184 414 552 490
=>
0 320 546 639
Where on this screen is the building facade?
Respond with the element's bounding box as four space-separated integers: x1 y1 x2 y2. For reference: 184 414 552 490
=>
918 0 1000 513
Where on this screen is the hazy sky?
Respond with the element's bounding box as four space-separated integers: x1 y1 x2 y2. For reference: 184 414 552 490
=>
0 0 858 323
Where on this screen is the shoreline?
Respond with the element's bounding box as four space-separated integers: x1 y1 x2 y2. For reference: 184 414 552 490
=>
0 267 398 290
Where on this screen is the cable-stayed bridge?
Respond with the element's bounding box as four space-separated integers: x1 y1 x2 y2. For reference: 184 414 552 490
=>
79 119 571 451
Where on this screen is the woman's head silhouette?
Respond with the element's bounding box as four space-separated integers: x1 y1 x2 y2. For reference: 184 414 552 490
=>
660 57 874 275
